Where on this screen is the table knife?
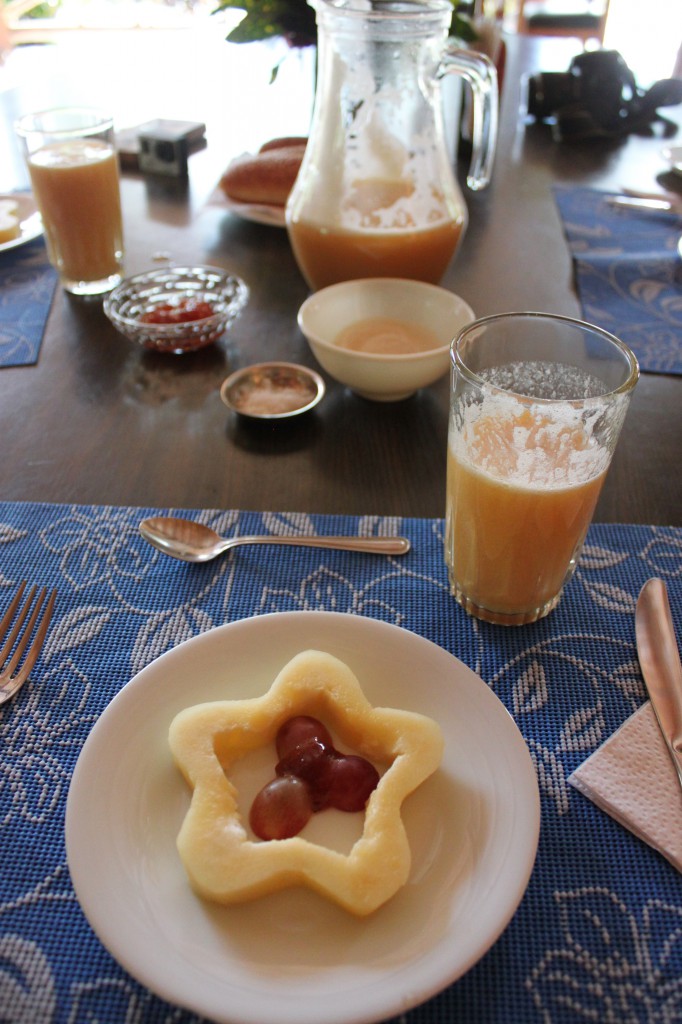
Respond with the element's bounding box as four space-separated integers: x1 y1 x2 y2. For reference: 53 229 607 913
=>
607 195 682 215
635 578 682 789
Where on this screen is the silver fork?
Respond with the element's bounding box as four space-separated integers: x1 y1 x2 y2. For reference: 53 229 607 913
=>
0 582 57 706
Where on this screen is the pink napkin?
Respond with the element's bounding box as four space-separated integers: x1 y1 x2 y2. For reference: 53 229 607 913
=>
569 702 682 873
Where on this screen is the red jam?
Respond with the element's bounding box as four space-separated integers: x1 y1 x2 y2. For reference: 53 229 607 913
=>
140 298 215 325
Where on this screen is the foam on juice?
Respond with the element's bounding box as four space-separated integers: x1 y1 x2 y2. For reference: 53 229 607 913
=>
446 363 613 620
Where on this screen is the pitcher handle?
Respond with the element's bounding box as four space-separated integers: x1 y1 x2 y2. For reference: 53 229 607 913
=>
439 47 498 191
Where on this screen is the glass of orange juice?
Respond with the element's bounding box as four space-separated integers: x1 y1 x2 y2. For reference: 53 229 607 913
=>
15 107 123 296
445 312 639 626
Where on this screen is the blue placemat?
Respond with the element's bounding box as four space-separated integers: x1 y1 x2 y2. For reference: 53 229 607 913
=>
0 236 57 368
0 501 681 1024
554 185 682 375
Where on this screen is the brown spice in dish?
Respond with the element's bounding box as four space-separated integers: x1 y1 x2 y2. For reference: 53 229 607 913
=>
231 369 318 416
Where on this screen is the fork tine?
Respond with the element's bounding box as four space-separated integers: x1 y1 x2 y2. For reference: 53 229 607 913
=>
0 581 28 655
0 585 35 663
7 588 57 690
3 586 48 679
0 585 57 701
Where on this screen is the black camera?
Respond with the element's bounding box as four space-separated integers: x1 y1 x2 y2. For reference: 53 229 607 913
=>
135 120 206 177
527 50 682 140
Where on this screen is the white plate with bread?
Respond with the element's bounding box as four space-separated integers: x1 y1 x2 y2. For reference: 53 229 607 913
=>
214 192 287 228
0 193 43 253
215 136 306 228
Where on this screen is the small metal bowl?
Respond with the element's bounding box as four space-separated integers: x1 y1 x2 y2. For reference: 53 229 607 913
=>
220 362 325 420
104 265 249 354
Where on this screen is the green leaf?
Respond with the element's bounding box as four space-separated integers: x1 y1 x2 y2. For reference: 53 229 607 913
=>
213 0 474 48
214 0 316 45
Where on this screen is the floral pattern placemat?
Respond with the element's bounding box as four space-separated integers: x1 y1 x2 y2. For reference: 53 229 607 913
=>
0 500 681 1023
554 185 682 375
0 238 56 368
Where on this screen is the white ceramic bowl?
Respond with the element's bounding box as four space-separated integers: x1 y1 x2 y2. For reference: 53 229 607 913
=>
297 278 475 401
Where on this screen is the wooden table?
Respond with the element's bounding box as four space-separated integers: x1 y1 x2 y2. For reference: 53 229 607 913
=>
1 30 680 525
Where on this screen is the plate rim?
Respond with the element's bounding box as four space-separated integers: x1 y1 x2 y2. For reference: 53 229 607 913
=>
225 197 286 227
65 610 540 1024
208 183 286 227
0 192 43 253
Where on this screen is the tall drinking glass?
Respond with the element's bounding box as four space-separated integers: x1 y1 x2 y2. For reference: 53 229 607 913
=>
445 312 639 626
15 107 123 296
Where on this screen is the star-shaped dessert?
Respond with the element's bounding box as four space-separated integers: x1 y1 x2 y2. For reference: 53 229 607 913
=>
169 648 444 916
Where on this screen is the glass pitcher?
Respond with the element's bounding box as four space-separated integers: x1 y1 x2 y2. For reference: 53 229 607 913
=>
286 0 498 291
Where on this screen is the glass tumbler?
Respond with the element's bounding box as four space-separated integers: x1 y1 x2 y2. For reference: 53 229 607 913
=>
445 312 639 626
15 107 124 296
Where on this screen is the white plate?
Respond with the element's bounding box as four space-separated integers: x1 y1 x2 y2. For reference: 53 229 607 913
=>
65 611 540 1024
224 196 286 227
208 184 286 227
0 193 43 253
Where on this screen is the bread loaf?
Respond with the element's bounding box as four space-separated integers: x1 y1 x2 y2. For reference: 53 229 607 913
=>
220 139 307 207
258 136 307 154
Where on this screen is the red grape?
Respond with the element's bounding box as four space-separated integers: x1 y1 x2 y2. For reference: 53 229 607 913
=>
276 745 380 812
277 746 336 811
250 716 381 839
324 754 380 812
276 739 328 786
275 715 334 760
249 775 313 840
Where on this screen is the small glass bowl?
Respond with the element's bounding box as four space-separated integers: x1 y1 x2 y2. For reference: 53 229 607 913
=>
104 265 249 354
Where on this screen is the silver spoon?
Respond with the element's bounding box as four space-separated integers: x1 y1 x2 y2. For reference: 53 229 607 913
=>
139 516 411 562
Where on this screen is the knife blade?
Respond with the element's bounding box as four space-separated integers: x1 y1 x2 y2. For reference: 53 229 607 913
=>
635 578 682 790
607 196 682 215
622 187 682 204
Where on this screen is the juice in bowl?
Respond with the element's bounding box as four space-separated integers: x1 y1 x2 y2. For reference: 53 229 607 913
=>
15 107 123 296
445 312 639 626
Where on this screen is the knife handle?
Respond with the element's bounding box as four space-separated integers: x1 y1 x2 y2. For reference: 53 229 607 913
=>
636 579 682 766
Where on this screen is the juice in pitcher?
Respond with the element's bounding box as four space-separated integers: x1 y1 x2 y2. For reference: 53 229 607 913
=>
288 216 463 290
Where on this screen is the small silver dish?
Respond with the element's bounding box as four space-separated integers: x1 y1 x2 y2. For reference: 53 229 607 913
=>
220 362 325 420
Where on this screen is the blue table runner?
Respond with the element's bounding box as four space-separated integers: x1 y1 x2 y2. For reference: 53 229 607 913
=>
0 237 56 368
554 185 682 375
0 501 681 1024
